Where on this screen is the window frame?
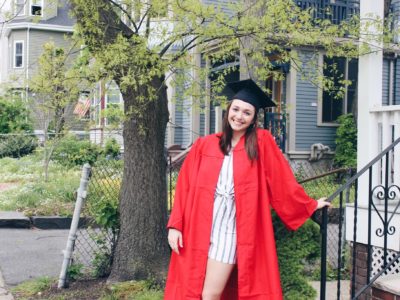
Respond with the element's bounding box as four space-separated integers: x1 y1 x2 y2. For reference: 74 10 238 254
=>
30 0 43 16
13 40 24 69
14 0 26 16
317 53 356 127
104 83 123 126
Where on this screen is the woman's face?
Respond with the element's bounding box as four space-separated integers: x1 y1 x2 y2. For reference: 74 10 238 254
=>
228 99 256 135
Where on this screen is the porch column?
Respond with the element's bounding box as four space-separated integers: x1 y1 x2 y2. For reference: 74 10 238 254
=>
357 0 384 206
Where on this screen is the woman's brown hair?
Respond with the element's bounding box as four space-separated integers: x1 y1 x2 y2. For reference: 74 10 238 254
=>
219 101 259 160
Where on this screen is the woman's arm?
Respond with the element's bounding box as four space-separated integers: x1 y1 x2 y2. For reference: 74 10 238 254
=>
261 130 328 230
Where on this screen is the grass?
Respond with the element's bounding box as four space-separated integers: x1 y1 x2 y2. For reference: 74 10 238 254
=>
11 276 55 299
11 277 163 300
0 153 81 216
104 281 163 300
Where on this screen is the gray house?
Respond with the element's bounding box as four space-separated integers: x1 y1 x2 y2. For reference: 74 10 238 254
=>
0 0 85 134
166 0 400 168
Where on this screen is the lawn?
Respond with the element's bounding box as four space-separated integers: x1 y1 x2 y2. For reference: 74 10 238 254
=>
0 154 81 216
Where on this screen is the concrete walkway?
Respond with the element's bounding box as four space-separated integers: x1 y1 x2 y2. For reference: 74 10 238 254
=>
311 280 351 300
0 228 69 299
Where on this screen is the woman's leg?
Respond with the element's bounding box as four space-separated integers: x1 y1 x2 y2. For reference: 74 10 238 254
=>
202 258 235 300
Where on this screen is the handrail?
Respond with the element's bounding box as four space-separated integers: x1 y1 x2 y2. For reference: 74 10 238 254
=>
298 167 354 184
325 136 400 203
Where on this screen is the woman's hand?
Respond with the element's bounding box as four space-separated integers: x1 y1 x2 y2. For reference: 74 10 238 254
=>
316 197 332 210
168 228 183 255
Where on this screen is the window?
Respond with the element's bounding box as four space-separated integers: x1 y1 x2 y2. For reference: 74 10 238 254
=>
13 41 24 68
11 89 25 101
106 88 122 105
30 0 42 16
105 84 123 126
15 0 25 16
320 56 358 124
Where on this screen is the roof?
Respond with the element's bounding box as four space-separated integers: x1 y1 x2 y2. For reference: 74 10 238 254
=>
9 0 75 28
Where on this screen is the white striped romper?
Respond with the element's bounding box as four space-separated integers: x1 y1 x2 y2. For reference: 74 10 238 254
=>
208 151 237 264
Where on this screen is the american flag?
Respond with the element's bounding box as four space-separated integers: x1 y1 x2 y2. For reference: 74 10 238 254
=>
73 97 91 117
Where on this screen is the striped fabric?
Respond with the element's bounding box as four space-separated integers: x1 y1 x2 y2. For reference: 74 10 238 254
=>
208 152 237 264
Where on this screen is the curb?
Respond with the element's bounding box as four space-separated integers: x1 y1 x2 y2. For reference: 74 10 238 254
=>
0 268 14 300
0 212 92 230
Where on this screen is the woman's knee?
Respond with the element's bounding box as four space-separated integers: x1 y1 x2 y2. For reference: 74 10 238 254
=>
201 289 222 300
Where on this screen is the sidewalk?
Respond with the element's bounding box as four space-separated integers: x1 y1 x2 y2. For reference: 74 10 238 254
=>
0 269 13 300
0 228 69 299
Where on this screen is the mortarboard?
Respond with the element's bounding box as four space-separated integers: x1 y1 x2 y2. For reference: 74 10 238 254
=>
225 79 276 111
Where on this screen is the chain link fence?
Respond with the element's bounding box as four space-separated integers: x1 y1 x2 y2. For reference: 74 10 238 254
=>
291 159 355 278
70 158 122 279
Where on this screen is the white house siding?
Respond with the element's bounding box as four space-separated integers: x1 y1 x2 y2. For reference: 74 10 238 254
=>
295 50 336 151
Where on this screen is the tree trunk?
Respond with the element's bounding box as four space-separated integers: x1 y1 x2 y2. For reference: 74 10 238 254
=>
70 0 171 283
108 75 170 283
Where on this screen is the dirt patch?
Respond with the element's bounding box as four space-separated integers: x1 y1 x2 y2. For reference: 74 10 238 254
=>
0 183 18 192
13 278 108 300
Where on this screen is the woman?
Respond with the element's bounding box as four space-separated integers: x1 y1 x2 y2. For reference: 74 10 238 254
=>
165 79 330 300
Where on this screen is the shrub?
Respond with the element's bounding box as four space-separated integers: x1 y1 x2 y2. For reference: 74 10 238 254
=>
67 263 84 281
334 114 357 168
0 97 33 133
52 135 103 167
273 213 320 299
104 138 121 158
0 134 37 158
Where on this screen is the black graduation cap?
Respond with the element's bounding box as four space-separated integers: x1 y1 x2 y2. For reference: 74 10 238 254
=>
225 79 275 111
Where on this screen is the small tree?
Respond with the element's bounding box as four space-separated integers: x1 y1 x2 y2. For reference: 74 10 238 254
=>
30 42 90 180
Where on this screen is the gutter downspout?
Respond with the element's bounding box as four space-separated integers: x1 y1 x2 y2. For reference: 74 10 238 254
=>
25 24 30 103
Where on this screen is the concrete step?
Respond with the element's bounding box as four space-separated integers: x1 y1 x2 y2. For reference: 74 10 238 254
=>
374 274 400 296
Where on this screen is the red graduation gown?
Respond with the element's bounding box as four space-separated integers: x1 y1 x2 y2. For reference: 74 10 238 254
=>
164 129 317 300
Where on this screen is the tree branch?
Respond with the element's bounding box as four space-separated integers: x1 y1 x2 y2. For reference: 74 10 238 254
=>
158 19 205 58
137 5 151 32
108 0 139 33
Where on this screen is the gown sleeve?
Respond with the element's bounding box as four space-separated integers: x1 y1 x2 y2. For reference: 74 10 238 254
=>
261 130 318 230
167 138 202 232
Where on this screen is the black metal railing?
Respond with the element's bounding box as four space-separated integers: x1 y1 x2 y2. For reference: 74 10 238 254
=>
317 136 400 300
264 112 286 152
296 0 360 24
